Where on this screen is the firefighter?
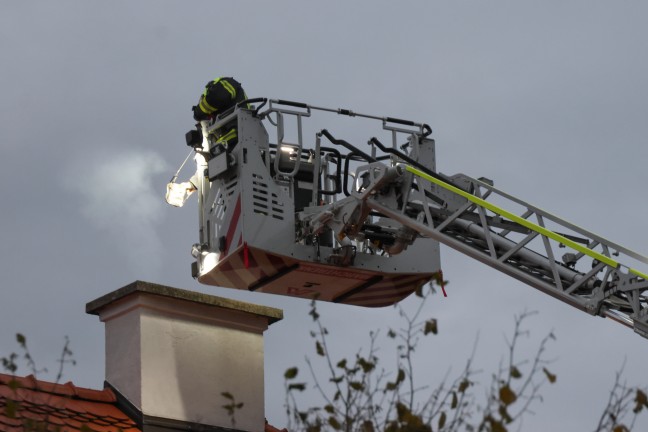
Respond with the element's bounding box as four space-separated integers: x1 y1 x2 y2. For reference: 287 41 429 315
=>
168 77 249 207
191 77 248 148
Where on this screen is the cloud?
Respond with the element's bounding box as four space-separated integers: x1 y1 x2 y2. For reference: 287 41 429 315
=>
62 148 170 275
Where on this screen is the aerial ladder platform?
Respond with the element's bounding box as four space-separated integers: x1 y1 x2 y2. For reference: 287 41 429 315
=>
170 98 648 339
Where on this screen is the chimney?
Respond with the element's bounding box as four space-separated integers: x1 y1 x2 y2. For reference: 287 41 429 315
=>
86 280 283 432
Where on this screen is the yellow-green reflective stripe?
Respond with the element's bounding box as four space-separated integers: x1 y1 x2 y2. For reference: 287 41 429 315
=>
216 128 237 142
220 80 237 98
199 97 217 114
204 77 222 97
630 268 648 280
404 165 620 269
203 77 228 96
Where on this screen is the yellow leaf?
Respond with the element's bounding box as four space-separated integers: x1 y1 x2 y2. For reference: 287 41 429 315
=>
350 381 365 391
458 379 471 393
451 391 458 409
510 366 522 379
485 415 508 432
634 389 648 413
397 368 406 384
362 420 375 432
499 385 517 406
499 405 513 424
438 411 447 429
284 367 298 379
328 416 341 430
543 367 557 384
288 383 306 391
316 341 325 356
424 319 438 335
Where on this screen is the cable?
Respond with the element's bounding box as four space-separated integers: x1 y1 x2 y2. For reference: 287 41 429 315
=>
170 149 195 183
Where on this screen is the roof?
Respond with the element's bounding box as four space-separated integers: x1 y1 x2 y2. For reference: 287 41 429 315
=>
0 373 137 432
0 374 287 432
264 424 287 432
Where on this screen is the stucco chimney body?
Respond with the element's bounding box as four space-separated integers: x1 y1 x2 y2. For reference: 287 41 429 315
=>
87 281 283 432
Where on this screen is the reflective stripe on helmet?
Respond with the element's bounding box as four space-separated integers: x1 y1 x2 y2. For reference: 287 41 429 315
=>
199 77 239 115
198 96 217 115
220 80 237 99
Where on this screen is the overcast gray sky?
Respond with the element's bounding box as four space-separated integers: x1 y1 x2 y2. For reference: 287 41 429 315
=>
2 1 648 430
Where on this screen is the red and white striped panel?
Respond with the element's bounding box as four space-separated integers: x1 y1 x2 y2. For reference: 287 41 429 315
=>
220 195 243 259
199 245 438 308
339 274 433 307
199 244 295 289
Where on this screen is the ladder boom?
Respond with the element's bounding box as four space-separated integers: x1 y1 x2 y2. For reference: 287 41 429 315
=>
338 162 648 337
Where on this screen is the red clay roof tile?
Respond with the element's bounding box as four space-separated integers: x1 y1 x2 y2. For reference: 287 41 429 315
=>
265 421 288 432
0 373 139 432
1 373 288 432
0 414 22 427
